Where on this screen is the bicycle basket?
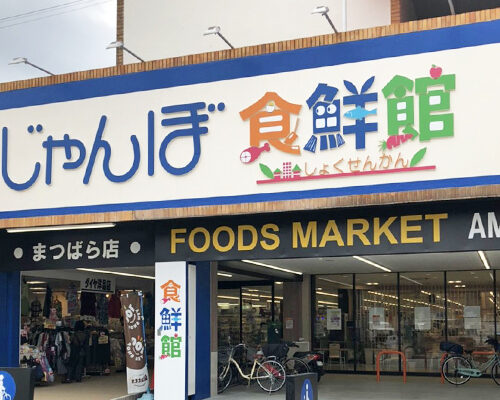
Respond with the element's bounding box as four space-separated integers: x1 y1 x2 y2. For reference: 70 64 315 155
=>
439 342 463 354
485 338 500 352
262 343 288 359
246 346 258 362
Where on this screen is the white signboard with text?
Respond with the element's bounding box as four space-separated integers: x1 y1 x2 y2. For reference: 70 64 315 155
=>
155 261 187 400
80 274 115 294
414 307 431 331
1 22 500 218
327 308 342 330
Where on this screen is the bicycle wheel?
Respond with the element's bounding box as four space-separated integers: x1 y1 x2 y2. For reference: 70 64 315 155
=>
491 361 500 385
217 363 233 393
283 357 310 375
256 360 286 392
442 356 472 385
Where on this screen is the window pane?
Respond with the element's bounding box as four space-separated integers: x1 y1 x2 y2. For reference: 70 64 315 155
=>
356 273 398 372
447 270 495 351
241 286 274 347
399 272 445 373
313 275 354 371
217 288 240 347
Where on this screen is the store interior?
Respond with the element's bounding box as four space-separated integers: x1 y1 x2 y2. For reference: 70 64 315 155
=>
20 267 154 399
217 251 500 375
18 250 500 399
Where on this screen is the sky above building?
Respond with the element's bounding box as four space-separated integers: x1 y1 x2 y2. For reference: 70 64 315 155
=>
0 0 116 84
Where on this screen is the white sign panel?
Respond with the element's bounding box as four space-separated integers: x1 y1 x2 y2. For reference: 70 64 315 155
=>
155 261 187 400
327 308 342 330
369 307 386 330
80 274 115 293
414 306 431 331
1 23 500 218
464 305 481 330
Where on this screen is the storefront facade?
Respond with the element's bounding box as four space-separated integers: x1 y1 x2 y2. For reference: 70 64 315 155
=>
1 8 500 399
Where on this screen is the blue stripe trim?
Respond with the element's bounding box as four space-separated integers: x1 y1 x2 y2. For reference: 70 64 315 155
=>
0 20 499 110
1 174 500 220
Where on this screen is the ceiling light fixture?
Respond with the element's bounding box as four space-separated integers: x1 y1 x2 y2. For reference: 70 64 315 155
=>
318 300 338 306
76 268 154 280
318 277 352 288
311 6 338 34
316 291 339 297
401 275 423 286
217 272 233 278
203 26 234 49
26 281 47 285
218 295 239 300
353 256 392 272
241 260 303 275
7 223 116 233
478 251 491 269
275 281 283 285
366 282 379 286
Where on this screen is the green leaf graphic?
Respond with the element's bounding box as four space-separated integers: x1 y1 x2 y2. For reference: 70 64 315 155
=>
410 147 427 167
259 163 274 179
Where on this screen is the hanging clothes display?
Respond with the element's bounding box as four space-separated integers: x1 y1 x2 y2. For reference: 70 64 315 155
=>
108 293 121 318
66 284 78 315
21 284 30 316
52 297 63 319
80 292 97 317
96 294 109 326
43 286 53 318
30 299 42 318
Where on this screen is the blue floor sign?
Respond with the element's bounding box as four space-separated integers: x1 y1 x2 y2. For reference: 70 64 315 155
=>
0 371 16 400
301 378 314 400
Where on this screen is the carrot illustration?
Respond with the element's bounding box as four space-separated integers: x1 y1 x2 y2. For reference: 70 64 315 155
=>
379 126 418 151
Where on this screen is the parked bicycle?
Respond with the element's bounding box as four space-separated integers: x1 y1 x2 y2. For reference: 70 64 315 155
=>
218 342 286 393
441 338 500 385
261 342 310 376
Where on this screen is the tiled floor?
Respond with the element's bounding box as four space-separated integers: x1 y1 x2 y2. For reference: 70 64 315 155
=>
212 373 500 400
34 372 129 400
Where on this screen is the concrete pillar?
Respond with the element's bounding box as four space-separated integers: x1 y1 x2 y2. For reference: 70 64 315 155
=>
283 281 302 341
301 274 312 343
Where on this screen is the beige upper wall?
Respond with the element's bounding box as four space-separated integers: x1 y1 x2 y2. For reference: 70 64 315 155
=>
123 0 390 63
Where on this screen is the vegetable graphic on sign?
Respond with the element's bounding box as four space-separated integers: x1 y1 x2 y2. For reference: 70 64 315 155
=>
430 64 442 79
259 163 274 179
379 126 418 151
410 148 427 167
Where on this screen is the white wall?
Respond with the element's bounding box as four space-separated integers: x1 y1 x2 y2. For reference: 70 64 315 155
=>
123 0 391 63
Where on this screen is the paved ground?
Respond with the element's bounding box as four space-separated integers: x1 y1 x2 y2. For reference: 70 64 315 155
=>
33 372 500 399
211 374 500 399
34 372 128 400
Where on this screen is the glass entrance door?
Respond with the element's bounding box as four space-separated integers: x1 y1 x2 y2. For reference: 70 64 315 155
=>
217 288 240 347
241 285 274 347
